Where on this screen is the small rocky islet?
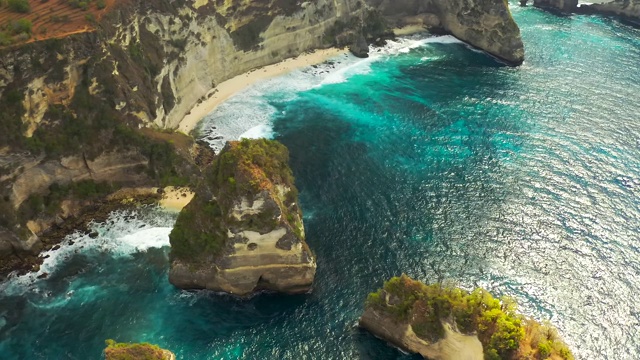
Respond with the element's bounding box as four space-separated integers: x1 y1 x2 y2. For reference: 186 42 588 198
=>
168 138 316 296
360 275 573 360
1 0 637 358
103 340 176 360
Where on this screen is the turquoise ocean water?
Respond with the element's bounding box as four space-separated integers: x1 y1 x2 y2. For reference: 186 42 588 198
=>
2 3 640 359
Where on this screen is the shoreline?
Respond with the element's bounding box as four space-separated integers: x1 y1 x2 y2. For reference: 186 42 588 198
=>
177 47 349 135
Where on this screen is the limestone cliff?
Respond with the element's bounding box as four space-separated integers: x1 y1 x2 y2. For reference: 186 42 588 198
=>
360 275 574 360
370 0 524 64
0 0 525 277
579 0 640 24
361 307 484 360
169 139 315 296
436 0 525 65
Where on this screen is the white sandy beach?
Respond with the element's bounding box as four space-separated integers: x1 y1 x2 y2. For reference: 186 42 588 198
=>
178 47 348 135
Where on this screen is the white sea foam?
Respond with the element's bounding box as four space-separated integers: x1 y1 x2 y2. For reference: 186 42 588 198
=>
1 208 175 294
240 124 275 139
199 35 464 153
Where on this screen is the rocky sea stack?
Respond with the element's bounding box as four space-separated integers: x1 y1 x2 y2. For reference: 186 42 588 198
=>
104 340 175 360
169 139 315 296
360 275 574 360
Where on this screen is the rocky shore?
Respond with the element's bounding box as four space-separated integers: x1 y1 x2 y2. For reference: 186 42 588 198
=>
0 0 525 284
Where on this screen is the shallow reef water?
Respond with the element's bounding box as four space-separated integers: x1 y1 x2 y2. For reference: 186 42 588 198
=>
2 3 640 359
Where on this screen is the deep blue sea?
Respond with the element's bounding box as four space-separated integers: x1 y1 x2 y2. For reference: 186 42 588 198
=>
2 3 640 359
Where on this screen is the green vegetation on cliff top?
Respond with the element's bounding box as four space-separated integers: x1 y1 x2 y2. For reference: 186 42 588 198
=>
104 339 169 360
214 138 294 204
170 138 298 262
366 275 573 360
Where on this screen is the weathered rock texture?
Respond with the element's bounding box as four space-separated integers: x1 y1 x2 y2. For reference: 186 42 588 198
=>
579 0 640 24
360 275 574 360
361 307 483 360
369 0 524 64
0 0 524 276
169 139 315 296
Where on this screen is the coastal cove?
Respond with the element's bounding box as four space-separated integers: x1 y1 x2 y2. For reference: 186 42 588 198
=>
1 3 640 360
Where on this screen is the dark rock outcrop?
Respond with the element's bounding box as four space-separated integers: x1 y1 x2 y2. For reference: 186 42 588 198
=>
349 33 370 58
168 139 315 296
533 0 579 13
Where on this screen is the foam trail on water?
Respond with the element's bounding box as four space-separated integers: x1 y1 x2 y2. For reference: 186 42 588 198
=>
1 208 176 295
199 35 464 152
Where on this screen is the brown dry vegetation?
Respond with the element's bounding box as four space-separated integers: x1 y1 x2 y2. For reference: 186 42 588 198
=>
0 0 117 46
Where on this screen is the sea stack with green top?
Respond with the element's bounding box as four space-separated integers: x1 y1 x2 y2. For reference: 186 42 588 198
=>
103 340 175 360
360 275 574 360
168 139 315 296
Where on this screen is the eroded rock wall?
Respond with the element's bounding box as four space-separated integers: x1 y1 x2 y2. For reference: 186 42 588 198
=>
0 0 525 276
168 139 316 296
360 304 484 360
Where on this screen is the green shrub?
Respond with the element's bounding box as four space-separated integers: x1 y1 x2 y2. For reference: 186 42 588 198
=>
0 31 12 46
7 0 30 13
366 275 572 360
96 0 105 9
104 339 166 360
11 18 32 35
538 340 552 358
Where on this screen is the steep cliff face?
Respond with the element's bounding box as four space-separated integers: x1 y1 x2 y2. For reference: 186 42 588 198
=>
0 0 525 276
0 0 525 139
369 0 524 64
169 139 315 296
360 275 574 360
435 0 525 64
360 306 483 360
579 0 640 23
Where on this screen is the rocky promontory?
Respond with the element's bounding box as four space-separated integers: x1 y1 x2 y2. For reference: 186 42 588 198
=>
525 0 640 25
169 139 315 296
360 275 574 360
104 340 175 360
0 0 525 278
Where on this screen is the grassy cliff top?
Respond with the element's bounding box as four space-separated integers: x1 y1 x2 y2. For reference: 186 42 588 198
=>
104 339 170 360
170 138 300 262
366 275 573 360
214 138 295 205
